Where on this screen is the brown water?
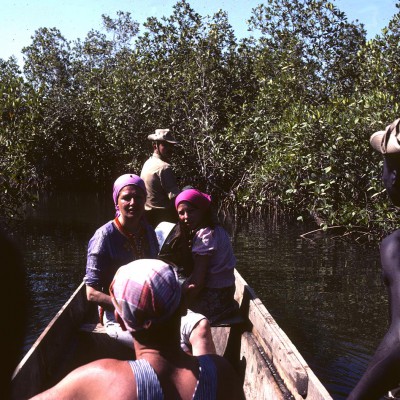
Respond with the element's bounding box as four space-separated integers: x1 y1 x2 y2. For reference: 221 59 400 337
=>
13 192 388 399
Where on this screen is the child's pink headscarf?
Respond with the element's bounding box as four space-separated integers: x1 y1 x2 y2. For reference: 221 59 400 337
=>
175 189 211 211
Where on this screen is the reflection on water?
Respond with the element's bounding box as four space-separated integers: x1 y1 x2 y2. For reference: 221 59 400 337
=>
15 192 388 399
230 213 387 399
15 191 113 354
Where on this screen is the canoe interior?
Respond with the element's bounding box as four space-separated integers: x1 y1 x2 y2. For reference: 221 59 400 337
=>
12 270 332 400
11 283 135 400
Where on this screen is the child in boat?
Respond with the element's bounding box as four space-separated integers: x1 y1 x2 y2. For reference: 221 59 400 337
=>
159 188 238 324
29 259 244 400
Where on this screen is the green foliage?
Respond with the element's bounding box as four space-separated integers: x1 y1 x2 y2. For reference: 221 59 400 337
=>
0 57 41 221
2 0 400 237
241 0 400 235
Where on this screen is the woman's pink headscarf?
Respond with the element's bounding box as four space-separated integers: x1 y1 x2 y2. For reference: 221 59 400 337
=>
175 188 211 211
113 174 147 216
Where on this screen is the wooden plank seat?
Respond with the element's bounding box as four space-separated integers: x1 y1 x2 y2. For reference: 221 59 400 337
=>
79 312 245 335
210 316 246 366
79 312 246 361
211 313 245 327
80 322 107 334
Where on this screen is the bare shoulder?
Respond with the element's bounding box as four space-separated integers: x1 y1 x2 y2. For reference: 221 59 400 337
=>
381 229 400 260
207 354 245 400
30 359 136 400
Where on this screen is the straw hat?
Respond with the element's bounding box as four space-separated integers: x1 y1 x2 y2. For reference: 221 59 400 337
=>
147 129 178 144
370 118 400 154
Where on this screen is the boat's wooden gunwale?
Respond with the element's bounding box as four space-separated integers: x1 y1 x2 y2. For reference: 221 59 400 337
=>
233 270 332 400
12 282 88 399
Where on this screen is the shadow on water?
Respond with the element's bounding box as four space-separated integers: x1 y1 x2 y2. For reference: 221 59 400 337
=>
14 192 389 399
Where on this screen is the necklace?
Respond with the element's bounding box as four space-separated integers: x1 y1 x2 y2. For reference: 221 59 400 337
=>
114 217 148 258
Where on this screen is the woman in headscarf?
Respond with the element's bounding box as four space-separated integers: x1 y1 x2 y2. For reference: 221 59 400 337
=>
163 188 238 324
84 174 159 346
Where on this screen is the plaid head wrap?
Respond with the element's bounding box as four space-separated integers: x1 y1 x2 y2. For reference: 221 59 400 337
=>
109 259 181 332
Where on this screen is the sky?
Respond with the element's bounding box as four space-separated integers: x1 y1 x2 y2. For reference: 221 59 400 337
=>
1 0 398 67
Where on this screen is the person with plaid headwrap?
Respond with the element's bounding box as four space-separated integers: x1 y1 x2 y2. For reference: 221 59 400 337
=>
30 260 244 400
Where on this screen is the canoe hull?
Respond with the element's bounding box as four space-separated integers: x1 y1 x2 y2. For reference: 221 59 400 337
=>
12 270 332 400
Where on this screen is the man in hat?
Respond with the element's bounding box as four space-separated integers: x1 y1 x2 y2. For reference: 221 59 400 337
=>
349 118 400 400
30 259 244 400
141 129 180 228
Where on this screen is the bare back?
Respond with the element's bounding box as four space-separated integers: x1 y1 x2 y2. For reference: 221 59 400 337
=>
30 354 244 400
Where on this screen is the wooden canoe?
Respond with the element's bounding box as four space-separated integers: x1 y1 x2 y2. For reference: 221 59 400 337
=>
11 269 332 400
